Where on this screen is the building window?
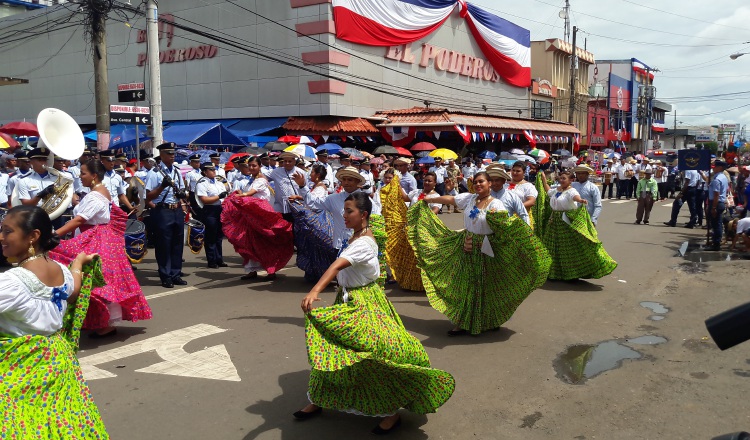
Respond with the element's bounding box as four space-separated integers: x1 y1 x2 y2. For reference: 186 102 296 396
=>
599 117 605 135
591 116 597 134
532 100 553 120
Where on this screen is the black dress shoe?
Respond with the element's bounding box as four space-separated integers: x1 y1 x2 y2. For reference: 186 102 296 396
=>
684 224 694 229
161 280 174 288
179 271 187 277
704 245 721 251
292 407 322 420
173 278 188 286
217 262 228 267
207 264 219 269
372 417 401 435
643 220 649 225
663 222 675 227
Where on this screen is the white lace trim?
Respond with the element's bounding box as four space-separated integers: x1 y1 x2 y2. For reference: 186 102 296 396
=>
306 392 397 418
6 262 72 300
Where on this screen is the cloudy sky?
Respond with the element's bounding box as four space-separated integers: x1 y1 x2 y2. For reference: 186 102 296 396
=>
472 0 750 131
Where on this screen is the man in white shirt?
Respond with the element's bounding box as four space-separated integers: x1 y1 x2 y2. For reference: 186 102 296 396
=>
100 150 134 214
314 150 335 192
614 157 633 200
184 154 203 214
268 151 306 222
664 169 701 228
357 159 375 195
15 147 59 208
429 157 447 195
600 160 615 199
571 165 603 225
652 160 668 200
209 152 226 179
7 150 32 202
394 157 417 194
462 158 477 191
260 153 275 178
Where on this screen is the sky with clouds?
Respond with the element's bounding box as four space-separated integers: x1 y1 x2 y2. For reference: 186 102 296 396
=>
472 0 750 130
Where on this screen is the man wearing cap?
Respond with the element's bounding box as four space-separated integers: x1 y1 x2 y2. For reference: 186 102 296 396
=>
225 156 243 187
195 162 229 268
358 159 374 195
145 142 189 288
295 166 364 250
572 165 602 226
664 167 700 228
209 152 226 179
634 168 658 225
486 164 529 224
15 147 59 209
268 151 306 222
185 153 203 214
394 157 417 194
135 150 155 181
429 157 447 196
7 150 32 201
260 153 275 179
231 156 253 192
100 150 135 215
705 161 729 251
600 160 615 199
314 150 335 193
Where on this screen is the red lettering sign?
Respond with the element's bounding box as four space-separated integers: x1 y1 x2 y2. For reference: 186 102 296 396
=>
133 14 218 66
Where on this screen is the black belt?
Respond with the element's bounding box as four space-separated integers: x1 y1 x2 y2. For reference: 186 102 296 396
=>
156 202 181 210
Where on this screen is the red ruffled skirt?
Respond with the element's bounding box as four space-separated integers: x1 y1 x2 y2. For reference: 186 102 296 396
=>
221 194 293 274
49 205 153 329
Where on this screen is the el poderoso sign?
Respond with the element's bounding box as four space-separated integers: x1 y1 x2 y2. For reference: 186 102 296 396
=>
135 13 219 66
386 43 505 83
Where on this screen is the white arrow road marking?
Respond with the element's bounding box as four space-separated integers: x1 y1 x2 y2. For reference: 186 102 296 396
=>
79 324 240 382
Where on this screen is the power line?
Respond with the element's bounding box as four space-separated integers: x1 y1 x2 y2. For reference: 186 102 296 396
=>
621 0 750 33
678 103 750 117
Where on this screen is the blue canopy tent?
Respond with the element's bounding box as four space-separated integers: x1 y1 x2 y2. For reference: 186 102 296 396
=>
162 122 247 152
227 118 287 147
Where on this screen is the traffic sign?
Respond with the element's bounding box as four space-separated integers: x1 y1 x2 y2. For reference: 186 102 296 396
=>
117 82 146 102
109 104 151 125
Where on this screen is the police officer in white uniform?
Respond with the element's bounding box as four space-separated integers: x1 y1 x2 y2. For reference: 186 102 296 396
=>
100 150 135 213
7 150 32 201
195 161 228 269
314 150 335 193
15 147 59 208
184 153 203 214
209 152 226 179
145 142 189 288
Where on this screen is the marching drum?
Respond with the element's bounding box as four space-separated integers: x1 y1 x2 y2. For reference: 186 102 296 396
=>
125 219 148 263
185 218 205 254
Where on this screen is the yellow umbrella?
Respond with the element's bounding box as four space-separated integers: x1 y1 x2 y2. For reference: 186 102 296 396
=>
428 148 458 160
0 137 9 149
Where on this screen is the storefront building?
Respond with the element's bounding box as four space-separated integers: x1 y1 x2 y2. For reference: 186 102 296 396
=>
0 1 578 151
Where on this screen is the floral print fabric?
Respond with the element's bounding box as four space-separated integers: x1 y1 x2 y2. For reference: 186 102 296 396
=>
1 259 109 439
407 201 551 334
381 175 425 291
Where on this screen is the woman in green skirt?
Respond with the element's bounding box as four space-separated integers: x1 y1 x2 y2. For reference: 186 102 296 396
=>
539 170 617 280
407 171 551 336
0 206 108 439
296 192 454 435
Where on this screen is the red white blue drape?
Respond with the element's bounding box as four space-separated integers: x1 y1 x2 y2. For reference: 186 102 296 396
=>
332 0 531 87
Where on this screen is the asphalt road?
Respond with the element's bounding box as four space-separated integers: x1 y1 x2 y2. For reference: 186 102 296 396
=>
80 196 750 440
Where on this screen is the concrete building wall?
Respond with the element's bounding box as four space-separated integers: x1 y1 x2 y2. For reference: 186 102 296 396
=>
0 0 528 125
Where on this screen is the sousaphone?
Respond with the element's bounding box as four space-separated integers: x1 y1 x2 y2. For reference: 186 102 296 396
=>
10 108 84 220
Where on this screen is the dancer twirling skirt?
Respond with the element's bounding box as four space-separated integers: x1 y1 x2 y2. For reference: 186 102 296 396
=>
1 206 108 438
51 159 151 336
296 193 454 435
407 172 551 336
288 164 337 282
380 174 425 291
539 170 617 280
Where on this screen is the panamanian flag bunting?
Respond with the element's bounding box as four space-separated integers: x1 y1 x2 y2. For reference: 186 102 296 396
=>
332 0 531 87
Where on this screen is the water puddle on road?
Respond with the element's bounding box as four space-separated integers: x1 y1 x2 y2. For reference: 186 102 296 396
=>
554 341 642 384
626 335 668 345
677 241 750 263
641 301 669 321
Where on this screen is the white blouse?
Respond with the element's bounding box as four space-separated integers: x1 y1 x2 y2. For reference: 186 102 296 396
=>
74 191 111 225
247 177 272 202
0 262 74 337
454 193 505 257
506 181 538 204
409 189 441 211
337 236 380 289
547 187 581 211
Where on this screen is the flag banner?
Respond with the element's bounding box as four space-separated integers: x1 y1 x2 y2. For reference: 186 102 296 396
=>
332 0 531 87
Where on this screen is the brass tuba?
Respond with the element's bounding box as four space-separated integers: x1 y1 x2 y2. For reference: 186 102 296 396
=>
10 108 84 220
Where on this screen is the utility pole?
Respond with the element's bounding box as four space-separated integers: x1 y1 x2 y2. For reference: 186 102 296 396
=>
568 26 577 150
673 109 677 148
91 0 110 151
147 0 163 149
563 0 570 42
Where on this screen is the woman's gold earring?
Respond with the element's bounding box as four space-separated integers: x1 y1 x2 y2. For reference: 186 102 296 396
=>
28 242 35 257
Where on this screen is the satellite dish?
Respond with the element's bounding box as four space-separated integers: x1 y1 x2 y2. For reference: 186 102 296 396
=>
558 9 569 19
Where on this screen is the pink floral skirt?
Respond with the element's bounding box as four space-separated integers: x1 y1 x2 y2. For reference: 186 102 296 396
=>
50 205 152 329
